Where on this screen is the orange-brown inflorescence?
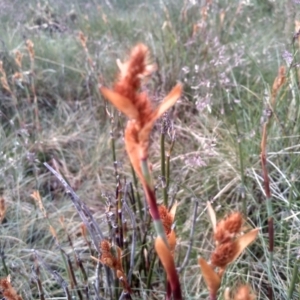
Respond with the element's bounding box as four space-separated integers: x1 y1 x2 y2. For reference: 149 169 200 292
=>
211 212 243 269
100 43 182 299
271 65 286 107
199 203 259 297
214 212 243 244
211 241 238 268
158 205 173 235
114 44 153 125
100 44 182 183
0 276 23 300
99 240 131 293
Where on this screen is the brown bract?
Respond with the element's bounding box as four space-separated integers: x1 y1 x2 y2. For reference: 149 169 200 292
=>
0 276 23 300
200 203 259 297
211 241 238 268
198 258 221 296
99 240 131 293
158 203 178 253
155 236 182 298
100 44 182 182
234 285 256 300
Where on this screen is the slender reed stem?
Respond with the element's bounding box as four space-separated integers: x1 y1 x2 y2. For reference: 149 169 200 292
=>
178 200 198 272
0 251 8 276
32 262 45 300
161 132 168 206
166 135 175 192
261 122 274 300
288 259 299 299
231 99 246 214
131 166 143 222
146 254 157 292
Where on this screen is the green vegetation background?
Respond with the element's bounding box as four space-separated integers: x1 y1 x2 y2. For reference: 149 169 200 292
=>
0 0 300 299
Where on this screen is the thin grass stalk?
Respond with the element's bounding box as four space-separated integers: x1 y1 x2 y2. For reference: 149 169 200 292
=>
111 130 117 163
32 263 45 300
123 219 129 275
57 245 76 293
122 186 136 284
61 247 81 297
26 40 40 132
292 43 300 125
166 135 175 192
288 259 299 299
33 193 73 289
95 259 101 298
93 281 106 300
230 97 246 214
178 200 198 272
139 213 152 276
0 251 8 276
161 132 168 206
116 180 124 248
146 254 157 293
75 250 88 284
114 277 120 300
65 252 83 300
130 166 143 222
261 122 274 300
128 182 136 215
34 251 72 300
85 286 90 300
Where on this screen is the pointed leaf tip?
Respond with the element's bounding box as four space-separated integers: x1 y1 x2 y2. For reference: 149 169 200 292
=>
207 201 217 232
232 228 259 262
198 257 221 294
100 87 139 120
153 83 182 121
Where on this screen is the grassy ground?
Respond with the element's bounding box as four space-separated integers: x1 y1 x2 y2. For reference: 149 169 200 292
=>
0 0 300 299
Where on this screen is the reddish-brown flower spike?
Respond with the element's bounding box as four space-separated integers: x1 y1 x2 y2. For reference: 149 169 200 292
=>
100 240 111 253
214 212 243 244
211 241 238 268
223 212 243 234
0 276 23 300
214 220 232 244
158 205 173 235
100 44 182 184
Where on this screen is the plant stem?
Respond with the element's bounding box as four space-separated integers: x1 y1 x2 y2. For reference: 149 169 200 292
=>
161 132 168 206
288 260 299 299
261 122 274 300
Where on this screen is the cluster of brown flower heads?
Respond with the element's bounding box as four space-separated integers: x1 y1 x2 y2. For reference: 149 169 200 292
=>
211 212 243 271
99 240 131 294
199 203 258 299
100 44 182 183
